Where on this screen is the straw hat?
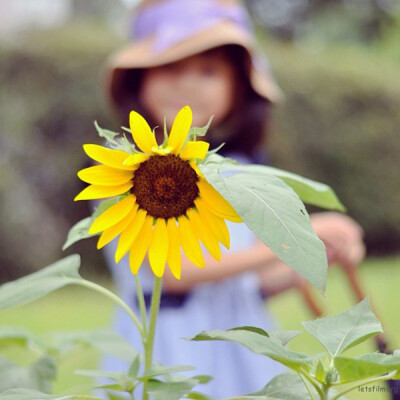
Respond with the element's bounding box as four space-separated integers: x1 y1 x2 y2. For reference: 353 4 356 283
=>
106 0 282 111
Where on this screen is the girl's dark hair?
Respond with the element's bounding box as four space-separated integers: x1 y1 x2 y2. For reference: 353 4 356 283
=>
113 45 271 164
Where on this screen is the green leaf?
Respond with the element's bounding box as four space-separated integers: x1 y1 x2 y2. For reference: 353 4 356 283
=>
315 360 326 383
63 198 119 250
117 134 137 154
32 356 57 384
267 331 303 347
108 392 131 400
118 128 140 153
92 198 121 219
200 165 327 292
230 372 341 400
250 372 317 400
302 298 383 357
186 392 215 400
147 378 199 400
268 171 345 212
202 154 345 211
162 117 169 145
0 255 81 310
188 116 213 141
74 369 129 380
307 354 338 385
0 389 102 400
0 356 56 394
139 365 196 380
190 375 213 384
0 389 57 400
334 352 400 383
228 326 269 337
94 121 118 145
189 330 313 372
0 389 52 400
230 372 318 400
62 217 95 250
0 326 47 352
238 166 344 212
128 354 141 378
227 327 301 347
93 383 125 392
49 329 138 361
75 370 134 392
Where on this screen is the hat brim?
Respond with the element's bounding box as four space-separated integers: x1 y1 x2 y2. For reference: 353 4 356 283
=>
106 21 283 110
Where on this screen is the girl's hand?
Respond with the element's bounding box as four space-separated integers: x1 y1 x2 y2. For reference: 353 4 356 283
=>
310 212 366 268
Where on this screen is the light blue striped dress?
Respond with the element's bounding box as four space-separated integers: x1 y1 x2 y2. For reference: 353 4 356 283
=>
101 154 285 399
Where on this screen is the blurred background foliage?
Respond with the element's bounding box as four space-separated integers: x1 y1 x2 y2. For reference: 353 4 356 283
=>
0 0 399 280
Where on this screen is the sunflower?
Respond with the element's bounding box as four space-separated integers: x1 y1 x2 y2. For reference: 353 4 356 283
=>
75 106 241 279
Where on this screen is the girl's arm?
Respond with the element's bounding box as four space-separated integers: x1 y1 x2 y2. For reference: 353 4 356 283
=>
162 239 291 293
163 212 366 294
257 260 302 297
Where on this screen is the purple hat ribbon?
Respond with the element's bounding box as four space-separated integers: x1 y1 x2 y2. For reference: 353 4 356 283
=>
131 0 253 53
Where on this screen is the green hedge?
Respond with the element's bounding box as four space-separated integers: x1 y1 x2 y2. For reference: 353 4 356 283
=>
0 22 121 279
0 23 398 279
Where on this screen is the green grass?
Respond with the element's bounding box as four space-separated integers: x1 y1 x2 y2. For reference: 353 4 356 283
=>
0 256 399 399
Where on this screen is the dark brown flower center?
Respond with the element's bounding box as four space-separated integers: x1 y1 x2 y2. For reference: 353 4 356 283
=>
132 154 199 219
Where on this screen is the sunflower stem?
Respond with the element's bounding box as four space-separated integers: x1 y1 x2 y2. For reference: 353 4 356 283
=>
69 279 143 336
298 373 318 400
142 276 163 400
135 274 148 337
300 371 325 399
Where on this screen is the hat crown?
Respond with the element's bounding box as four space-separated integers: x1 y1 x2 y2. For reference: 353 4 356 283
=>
131 0 252 52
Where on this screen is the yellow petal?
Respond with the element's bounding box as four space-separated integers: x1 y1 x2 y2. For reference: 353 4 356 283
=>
180 141 209 160
97 204 138 249
148 218 169 277
195 198 230 249
83 144 135 170
187 209 221 261
123 153 148 166
190 160 204 179
74 182 133 201
78 165 133 186
168 106 192 154
197 180 242 222
129 111 158 154
89 195 136 234
115 209 147 263
177 215 205 268
129 216 154 274
166 218 182 280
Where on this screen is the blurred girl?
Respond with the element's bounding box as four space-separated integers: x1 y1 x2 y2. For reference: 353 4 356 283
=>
101 0 365 398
